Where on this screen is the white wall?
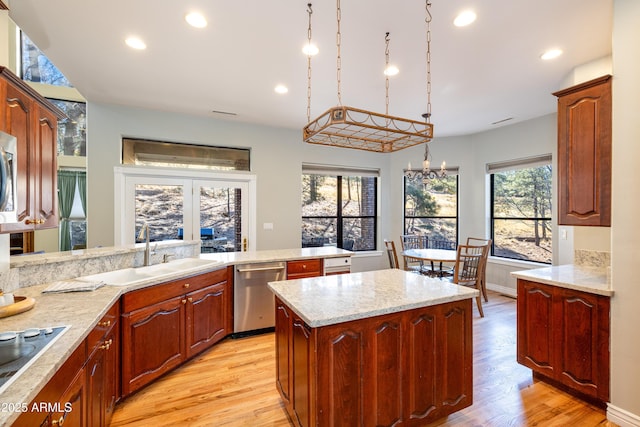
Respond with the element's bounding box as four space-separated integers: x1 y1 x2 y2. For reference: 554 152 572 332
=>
389 114 558 295
608 0 640 424
86 103 393 271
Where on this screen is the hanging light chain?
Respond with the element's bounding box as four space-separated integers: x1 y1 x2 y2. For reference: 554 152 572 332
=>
385 32 390 116
425 0 432 123
336 0 342 106
306 3 313 122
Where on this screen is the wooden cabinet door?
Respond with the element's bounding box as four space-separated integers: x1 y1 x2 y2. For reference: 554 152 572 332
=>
86 341 106 427
555 75 612 226
291 316 313 427
275 299 292 404
86 320 119 427
555 289 610 401
517 280 555 376
104 323 120 426
0 82 32 232
185 281 228 358
121 296 186 396
406 310 438 419
436 301 473 415
33 104 58 229
51 367 86 427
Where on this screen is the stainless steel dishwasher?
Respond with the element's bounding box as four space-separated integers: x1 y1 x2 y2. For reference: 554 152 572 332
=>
234 261 286 336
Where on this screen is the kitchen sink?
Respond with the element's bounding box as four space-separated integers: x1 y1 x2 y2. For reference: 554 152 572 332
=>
79 258 222 287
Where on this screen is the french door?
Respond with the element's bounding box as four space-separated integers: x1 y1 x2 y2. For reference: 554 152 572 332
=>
114 167 255 252
193 180 249 253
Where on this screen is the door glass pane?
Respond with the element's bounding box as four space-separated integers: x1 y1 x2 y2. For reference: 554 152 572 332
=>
199 186 241 253
135 184 184 242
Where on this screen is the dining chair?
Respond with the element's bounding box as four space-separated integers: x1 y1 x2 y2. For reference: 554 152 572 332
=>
400 235 428 274
384 239 400 269
449 244 485 317
466 237 492 302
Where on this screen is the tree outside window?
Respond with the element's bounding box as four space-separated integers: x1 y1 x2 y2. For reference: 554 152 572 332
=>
491 165 552 264
403 175 458 249
302 173 377 251
21 32 72 87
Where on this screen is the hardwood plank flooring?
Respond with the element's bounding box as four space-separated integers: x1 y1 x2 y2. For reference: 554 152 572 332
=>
110 292 616 426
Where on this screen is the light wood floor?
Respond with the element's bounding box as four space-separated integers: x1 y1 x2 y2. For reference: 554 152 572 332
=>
110 292 616 427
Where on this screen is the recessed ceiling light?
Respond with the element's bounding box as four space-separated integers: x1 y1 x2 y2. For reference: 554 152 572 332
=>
384 65 399 76
185 12 207 28
302 43 319 56
274 85 289 94
541 49 563 60
454 10 476 27
125 37 146 50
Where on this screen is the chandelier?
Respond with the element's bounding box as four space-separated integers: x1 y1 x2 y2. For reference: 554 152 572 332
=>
405 132 447 184
303 0 435 153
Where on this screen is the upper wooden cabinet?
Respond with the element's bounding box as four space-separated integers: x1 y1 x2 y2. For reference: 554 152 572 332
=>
554 75 612 226
0 67 64 233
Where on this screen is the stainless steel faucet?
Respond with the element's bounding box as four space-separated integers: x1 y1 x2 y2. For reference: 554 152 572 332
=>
137 222 151 266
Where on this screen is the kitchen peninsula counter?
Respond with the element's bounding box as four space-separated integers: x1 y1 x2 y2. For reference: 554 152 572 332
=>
511 264 612 296
268 269 478 426
0 247 351 426
512 263 612 404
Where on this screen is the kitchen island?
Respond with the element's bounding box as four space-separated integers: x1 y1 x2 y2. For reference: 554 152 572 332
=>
268 269 479 427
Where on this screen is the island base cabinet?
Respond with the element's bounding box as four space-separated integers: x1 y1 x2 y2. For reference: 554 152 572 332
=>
275 297 473 427
517 279 610 403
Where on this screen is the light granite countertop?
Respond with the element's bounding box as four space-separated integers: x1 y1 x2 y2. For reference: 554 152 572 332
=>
511 264 613 297
200 247 352 264
0 247 352 426
268 268 479 328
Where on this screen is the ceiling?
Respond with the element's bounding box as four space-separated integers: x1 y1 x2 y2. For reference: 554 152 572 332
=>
9 0 612 138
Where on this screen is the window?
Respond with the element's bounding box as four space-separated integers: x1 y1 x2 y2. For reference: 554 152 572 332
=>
489 155 552 264
403 174 458 249
115 169 255 253
49 99 87 157
122 138 250 171
21 32 72 87
302 165 378 251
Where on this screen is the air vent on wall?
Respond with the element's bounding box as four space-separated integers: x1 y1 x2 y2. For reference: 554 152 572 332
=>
491 117 513 125
211 110 238 116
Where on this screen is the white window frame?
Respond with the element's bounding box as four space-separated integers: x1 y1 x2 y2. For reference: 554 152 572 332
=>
113 166 257 249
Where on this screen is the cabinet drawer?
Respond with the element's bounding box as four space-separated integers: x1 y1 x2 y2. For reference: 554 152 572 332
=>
287 259 322 277
122 268 227 313
86 301 120 353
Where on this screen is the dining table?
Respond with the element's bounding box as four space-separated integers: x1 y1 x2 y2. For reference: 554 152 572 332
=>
401 248 457 277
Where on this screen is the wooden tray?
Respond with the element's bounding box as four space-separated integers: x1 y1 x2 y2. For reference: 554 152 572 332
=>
0 296 36 318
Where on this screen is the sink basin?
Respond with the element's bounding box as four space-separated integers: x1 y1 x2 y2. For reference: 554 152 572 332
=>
79 258 222 287
153 257 217 272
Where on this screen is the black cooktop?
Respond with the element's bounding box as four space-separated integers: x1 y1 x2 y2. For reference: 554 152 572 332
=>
0 326 68 392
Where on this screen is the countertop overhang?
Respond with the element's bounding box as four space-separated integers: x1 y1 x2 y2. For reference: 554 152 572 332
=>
269 268 479 328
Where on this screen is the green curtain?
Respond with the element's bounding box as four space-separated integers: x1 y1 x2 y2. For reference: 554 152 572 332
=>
77 171 87 217
58 170 77 251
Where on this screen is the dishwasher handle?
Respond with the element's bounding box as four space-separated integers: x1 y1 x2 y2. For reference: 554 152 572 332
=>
236 265 286 273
